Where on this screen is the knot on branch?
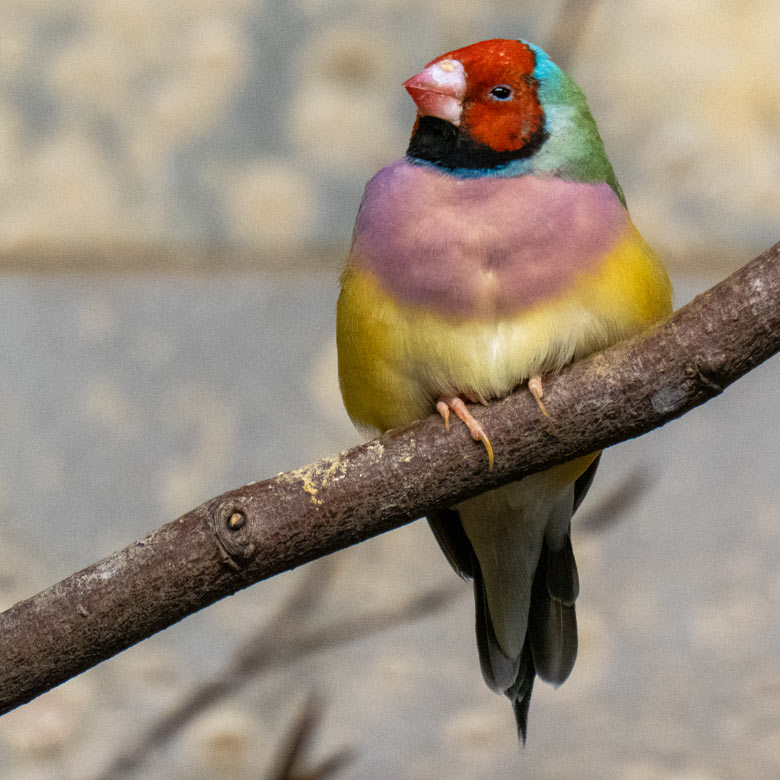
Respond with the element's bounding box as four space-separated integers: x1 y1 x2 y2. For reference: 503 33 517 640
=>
207 497 256 569
685 356 728 397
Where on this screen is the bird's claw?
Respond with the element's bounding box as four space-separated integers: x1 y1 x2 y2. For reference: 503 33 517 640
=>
528 375 558 435
436 395 494 470
527 375 548 416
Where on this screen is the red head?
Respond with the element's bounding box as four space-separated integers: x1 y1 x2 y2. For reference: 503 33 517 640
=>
404 39 545 158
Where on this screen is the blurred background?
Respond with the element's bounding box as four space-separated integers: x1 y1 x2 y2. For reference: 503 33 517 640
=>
0 1 779 778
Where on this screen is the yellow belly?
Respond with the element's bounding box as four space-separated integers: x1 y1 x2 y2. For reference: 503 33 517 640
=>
337 221 671 433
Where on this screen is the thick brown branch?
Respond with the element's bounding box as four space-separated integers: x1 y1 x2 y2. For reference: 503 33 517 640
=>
1 241 779 716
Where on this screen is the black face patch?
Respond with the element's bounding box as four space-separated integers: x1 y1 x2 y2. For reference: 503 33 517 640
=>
406 115 548 171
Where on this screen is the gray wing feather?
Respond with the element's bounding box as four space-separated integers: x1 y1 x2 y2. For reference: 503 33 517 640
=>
473 565 521 693
545 531 579 606
427 508 474 579
573 453 601 513
528 537 579 685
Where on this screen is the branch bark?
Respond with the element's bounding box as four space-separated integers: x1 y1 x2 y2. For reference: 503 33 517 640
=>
1 241 779 716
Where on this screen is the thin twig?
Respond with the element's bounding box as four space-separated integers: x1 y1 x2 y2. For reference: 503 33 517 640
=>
577 465 659 534
266 694 354 780
96 562 333 778
96 569 460 779
267 695 322 780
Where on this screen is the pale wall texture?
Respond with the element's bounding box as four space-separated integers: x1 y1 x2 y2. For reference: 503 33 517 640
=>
1 3 779 779
0 1 777 259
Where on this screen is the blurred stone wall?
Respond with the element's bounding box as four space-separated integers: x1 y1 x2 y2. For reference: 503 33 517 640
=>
1 3 779 780
0 0 777 264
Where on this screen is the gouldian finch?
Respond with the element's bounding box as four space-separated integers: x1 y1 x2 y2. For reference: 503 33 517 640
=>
336 39 672 741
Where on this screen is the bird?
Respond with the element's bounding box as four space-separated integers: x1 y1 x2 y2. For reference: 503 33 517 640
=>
336 38 672 742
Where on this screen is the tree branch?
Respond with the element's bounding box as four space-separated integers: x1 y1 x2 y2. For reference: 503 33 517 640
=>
1 241 779 716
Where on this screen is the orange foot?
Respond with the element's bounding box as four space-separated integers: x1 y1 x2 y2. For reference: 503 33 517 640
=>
436 395 494 471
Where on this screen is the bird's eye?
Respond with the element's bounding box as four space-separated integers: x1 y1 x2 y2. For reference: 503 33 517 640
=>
489 85 514 101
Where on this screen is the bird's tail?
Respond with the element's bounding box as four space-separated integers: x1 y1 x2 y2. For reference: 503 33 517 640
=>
429 456 598 743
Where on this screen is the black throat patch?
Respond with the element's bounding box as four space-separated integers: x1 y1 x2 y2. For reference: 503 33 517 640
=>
406 115 548 171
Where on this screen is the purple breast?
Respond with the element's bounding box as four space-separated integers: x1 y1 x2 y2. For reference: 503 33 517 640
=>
350 159 629 318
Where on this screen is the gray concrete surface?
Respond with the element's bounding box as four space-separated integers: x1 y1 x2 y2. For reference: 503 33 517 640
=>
0 272 778 779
